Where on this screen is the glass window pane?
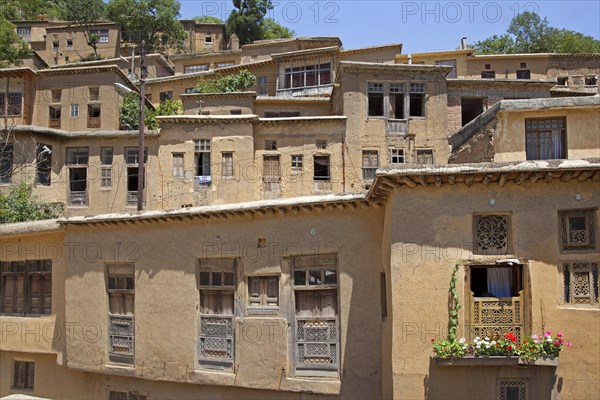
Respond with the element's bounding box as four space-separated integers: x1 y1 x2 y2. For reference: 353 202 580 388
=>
294 270 306 285
324 270 337 285
224 272 235 286
199 271 210 286
212 272 222 286
309 270 322 285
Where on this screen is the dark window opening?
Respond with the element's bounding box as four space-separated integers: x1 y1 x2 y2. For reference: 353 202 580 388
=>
313 156 330 181
36 144 52 185
461 98 484 126
470 265 523 298
481 71 495 79
516 70 531 79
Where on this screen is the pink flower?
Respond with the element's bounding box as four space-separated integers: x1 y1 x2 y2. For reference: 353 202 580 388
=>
534 339 539 344
553 340 560 346
566 342 572 347
557 332 563 337
544 331 552 338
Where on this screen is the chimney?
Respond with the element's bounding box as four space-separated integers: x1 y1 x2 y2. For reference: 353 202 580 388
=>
407 54 412 64
461 37 467 50
229 33 240 51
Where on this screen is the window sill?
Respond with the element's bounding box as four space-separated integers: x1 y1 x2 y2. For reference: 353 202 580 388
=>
246 307 279 316
556 305 599 311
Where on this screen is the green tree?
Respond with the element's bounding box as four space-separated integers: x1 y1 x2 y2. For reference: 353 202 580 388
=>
0 0 65 21
106 0 186 53
260 18 294 40
0 183 62 223
226 0 272 45
0 17 30 68
60 0 107 57
473 12 600 54
194 70 256 93
120 93 182 130
194 16 224 24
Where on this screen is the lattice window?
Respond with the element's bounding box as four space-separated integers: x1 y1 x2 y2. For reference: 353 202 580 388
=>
265 140 277 150
474 215 511 254
198 259 236 368
293 254 339 376
563 262 599 305
560 210 596 251
499 379 527 400
107 264 135 364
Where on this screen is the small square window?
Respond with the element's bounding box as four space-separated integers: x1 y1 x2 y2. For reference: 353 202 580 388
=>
562 262 599 305
89 87 100 101
66 39 73 50
316 140 327 149
390 148 405 164
481 71 496 79
51 89 61 103
265 140 277 150
474 214 511 255
560 210 596 251
230 109 242 115
557 77 568 85
248 276 279 311
485 64 491 70
520 62 526 68
291 155 303 172
205 35 213 43
498 379 527 400
70 104 79 117
416 149 434 165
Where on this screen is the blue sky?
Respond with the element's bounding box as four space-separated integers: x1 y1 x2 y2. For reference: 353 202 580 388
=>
176 0 600 52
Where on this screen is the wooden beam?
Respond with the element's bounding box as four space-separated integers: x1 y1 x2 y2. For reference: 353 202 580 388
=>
481 174 493 186
448 175 456 185
435 175 442 188
514 172 531 185
498 173 508 188
464 175 474 187
402 176 417 188
382 177 402 188
576 170 593 182
593 171 600 182
528 172 545 184
543 172 554 183
419 175 428 187
560 172 574 182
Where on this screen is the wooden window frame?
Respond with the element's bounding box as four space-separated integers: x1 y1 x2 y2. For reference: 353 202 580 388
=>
292 254 340 378
221 152 234 179
0 260 52 316
559 209 596 252
247 276 279 315
172 153 185 179
107 264 135 364
562 262 599 306
198 259 237 369
12 360 34 390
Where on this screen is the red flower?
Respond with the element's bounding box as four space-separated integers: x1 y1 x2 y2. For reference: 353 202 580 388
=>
507 345 512 351
431 338 435 342
553 340 560 346
504 332 517 342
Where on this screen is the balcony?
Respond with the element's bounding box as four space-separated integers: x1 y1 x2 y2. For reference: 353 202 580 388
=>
68 191 88 206
276 84 334 98
49 118 61 129
469 293 525 341
386 118 409 135
126 191 138 206
87 116 101 129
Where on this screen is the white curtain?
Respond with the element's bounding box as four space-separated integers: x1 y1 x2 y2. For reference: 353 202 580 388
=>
487 267 512 297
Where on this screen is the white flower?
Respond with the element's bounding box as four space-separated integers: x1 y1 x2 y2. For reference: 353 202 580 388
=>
485 345 490 349
491 341 496 345
484 337 490 341
459 338 467 344
474 336 480 341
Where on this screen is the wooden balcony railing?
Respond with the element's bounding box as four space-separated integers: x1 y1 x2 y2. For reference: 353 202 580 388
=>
68 191 88 206
49 118 61 128
87 116 101 128
469 292 525 341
